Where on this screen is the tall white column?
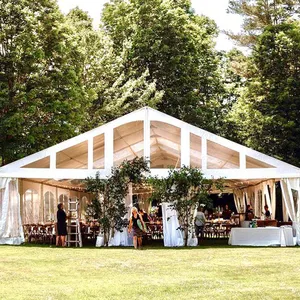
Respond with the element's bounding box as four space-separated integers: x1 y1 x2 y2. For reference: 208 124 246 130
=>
144 107 150 163
50 153 56 170
239 151 246 169
88 137 93 170
180 127 190 167
40 183 44 223
105 127 114 173
201 137 207 170
19 179 24 224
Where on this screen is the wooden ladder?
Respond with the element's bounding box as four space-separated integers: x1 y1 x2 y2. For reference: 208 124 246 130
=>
67 198 82 247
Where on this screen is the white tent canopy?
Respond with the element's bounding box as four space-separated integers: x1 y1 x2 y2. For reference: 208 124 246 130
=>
1 107 300 245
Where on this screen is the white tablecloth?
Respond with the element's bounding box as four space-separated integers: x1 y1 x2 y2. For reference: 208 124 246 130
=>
228 227 295 247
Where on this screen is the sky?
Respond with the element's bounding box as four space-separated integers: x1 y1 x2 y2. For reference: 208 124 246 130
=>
57 0 243 51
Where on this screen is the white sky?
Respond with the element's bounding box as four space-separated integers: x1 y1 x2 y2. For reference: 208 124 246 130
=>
57 0 243 51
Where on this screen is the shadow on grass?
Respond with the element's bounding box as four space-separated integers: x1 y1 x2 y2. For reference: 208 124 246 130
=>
5 238 294 250
14 238 233 250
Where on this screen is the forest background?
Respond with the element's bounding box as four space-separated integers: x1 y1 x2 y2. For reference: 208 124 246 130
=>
1 0 299 168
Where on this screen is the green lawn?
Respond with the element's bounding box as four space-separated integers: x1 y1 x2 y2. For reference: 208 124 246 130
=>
0 243 300 300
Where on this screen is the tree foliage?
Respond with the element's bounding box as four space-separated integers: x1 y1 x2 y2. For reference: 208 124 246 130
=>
228 22 300 166
149 166 224 246
66 7 163 130
85 157 150 246
0 0 90 165
227 0 300 47
102 0 226 132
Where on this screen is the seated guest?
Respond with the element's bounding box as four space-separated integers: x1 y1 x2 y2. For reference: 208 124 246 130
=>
245 204 254 221
264 205 271 219
222 204 232 219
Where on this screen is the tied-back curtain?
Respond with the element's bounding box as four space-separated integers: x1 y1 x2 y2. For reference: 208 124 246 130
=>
0 178 24 245
264 183 272 216
239 180 276 218
281 179 296 220
162 203 184 247
233 189 245 213
280 178 300 245
267 180 276 219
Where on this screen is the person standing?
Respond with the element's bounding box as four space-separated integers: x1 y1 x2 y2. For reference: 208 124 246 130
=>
245 204 254 221
264 205 271 219
56 203 67 247
128 207 146 249
222 204 232 219
195 206 206 239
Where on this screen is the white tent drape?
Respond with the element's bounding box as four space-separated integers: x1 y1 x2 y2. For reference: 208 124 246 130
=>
268 180 276 218
233 189 245 213
280 178 300 245
162 203 184 247
0 178 24 245
235 180 276 218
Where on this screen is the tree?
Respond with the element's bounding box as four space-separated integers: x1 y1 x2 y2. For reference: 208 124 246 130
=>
0 0 90 165
219 49 251 140
101 0 225 132
227 0 300 47
149 166 223 246
85 157 150 246
66 7 163 131
227 22 300 166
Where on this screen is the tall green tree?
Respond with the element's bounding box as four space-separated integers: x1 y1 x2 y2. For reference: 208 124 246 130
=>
228 22 300 166
101 0 225 132
227 0 300 47
0 0 90 165
66 7 163 130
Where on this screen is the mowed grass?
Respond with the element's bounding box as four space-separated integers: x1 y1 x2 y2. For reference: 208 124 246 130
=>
0 244 300 300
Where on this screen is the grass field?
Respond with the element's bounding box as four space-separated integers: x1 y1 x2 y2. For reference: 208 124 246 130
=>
1 243 300 300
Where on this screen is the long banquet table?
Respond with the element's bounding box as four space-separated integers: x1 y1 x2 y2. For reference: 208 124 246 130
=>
228 227 295 247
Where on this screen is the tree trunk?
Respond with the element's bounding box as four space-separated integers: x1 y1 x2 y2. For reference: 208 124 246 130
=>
104 229 108 247
184 227 188 247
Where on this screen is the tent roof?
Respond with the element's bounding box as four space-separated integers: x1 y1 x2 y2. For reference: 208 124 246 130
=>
1 107 299 191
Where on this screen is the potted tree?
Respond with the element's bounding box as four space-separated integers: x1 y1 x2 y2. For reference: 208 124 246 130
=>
85 157 150 246
149 166 223 246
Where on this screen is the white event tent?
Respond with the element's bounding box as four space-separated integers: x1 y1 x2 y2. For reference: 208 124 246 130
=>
1 107 300 245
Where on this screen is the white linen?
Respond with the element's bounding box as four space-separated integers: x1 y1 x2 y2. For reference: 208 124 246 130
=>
228 227 294 247
280 227 296 246
162 203 184 247
108 229 133 246
0 178 24 245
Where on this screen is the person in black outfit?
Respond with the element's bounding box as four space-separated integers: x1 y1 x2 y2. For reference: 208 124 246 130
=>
222 204 232 220
56 203 68 247
245 204 254 221
264 205 271 219
139 209 149 222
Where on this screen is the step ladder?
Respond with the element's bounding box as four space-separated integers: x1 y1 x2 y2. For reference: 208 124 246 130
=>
67 198 82 247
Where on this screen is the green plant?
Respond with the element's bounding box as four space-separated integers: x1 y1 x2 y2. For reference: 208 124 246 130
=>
85 157 149 246
149 166 224 246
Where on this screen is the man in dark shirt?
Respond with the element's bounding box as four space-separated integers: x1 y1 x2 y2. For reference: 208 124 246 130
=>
264 205 271 219
222 204 232 219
